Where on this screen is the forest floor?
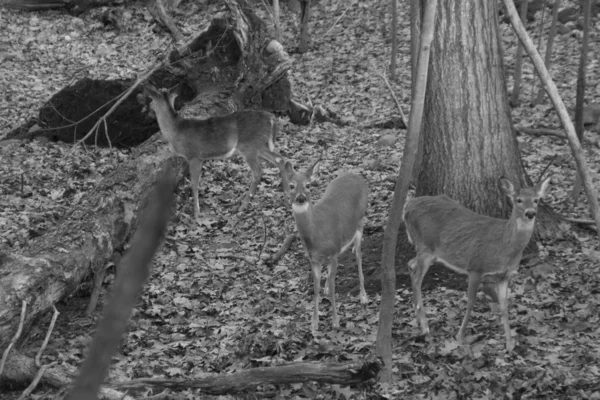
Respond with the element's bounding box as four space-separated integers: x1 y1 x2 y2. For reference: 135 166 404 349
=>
1 0 600 399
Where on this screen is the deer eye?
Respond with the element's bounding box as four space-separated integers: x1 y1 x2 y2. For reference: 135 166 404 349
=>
533 199 538 204
289 183 296 190
516 198 523 204
304 182 310 189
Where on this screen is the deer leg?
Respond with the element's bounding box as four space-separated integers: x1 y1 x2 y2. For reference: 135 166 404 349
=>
188 159 203 220
310 260 322 333
354 226 368 304
409 253 433 334
241 155 262 211
482 276 499 303
457 271 482 345
327 256 339 329
496 278 515 351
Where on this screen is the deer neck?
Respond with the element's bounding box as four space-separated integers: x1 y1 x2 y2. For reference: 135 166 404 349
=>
292 201 318 249
503 212 535 255
153 103 181 142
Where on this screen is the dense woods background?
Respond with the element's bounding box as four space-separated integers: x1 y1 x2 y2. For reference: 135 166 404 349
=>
1 0 599 398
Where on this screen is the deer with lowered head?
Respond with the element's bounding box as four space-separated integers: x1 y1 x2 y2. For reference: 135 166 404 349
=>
144 84 289 219
403 177 550 351
285 160 369 333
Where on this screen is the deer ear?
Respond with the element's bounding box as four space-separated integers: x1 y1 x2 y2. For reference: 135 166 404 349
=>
498 177 516 198
284 161 295 179
166 85 180 109
168 83 181 98
537 177 551 197
143 84 160 98
305 159 320 179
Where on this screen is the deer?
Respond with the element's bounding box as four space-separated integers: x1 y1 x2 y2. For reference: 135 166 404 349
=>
403 177 550 351
143 84 289 219
284 160 369 333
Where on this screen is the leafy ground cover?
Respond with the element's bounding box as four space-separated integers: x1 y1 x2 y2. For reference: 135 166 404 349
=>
1 0 600 398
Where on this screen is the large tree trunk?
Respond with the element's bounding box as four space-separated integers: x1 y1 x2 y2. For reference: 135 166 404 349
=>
416 0 523 217
0 0 291 386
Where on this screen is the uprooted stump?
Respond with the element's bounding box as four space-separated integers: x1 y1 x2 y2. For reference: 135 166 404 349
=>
6 78 156 148
6 0 293 149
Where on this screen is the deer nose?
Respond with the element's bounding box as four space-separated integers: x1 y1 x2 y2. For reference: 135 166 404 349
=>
525 210 536 219
295 194 307 204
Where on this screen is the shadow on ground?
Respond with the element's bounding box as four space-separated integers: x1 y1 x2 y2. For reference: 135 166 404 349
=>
338 225 467 297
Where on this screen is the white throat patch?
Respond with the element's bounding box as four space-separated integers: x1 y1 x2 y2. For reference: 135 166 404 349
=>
292 202 310 214
516 217 535 231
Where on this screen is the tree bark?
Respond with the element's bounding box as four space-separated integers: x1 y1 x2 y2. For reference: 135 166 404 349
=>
569 0 592 201
376 0 437 382
299 0 311 53
510 0 529 107
534 0 560 105
113 359 381 395
416 0 523 218
390 0 398 80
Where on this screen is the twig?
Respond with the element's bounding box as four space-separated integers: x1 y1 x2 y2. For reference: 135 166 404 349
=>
515 126 566 139
66 65 90 86
538 155 557 184
153 0 183 42
35 305 59 367
47 100 76 123
103 118 112 149
219 254 254 266
0 300 27 376
70 61 166 152
565 217 597 230
69 38 218 153
268 233 297 264
143 390 171 400
257 212 267 262
260 0 273 18
17 364 48 400
321 0 359 39
370 60 408 127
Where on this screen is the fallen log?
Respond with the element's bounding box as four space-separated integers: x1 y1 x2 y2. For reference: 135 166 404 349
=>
113 359 382 395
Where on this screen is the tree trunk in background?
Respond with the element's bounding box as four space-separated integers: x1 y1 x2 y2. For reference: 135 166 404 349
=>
273 0 281 41
570 0 591 201
510 0 529 107
416 0 524 217
410 0 423 182
390 0 398 80
299 0 310 53
534 0 560 105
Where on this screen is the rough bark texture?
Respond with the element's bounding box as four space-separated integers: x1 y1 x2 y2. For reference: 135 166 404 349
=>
0 0 112 11
0 137 177 358
1 352 133 400
0 0 291 385
416 0 524 218
114 360 381 395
